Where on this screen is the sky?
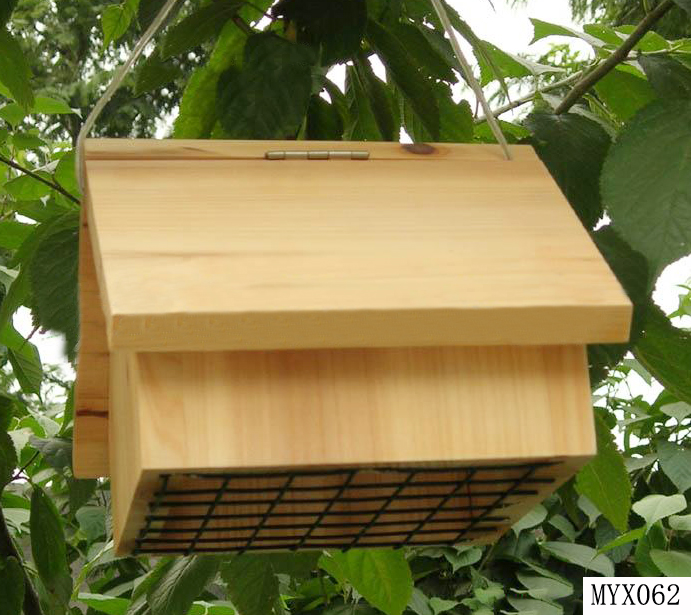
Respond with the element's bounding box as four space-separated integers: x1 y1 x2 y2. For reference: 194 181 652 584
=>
12 0 690 382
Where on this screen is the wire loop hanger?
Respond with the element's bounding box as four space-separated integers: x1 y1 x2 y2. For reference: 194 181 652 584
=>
75 0 511 192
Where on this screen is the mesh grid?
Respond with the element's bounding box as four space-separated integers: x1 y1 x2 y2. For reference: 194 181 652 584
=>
133 462 555 554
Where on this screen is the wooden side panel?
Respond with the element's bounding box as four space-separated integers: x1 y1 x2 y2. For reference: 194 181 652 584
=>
85 142 631 352
74 215 110 478
110 352 160 554
135 345 595 473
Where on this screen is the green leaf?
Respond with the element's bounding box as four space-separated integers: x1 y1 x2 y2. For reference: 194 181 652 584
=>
525 111 611 229
517 571 573 601
69 477 97 513
345 65 390 140
274 0 367 65
639 54 691 99
0 556 24 615
476 39 564 85
0 102 26 126
29 436 72 472
148 556 219 615
221 555 278 615
0 30 34 110
354 55 396 141
672 0 691 16
635 305 691 404
598 527 645 553
530 18 602 48
633 494 686 530
11 132 46 151
595 68 655 122
548 514 576 541
161 1 242 59
588 226 649 382
650 549 691 576
102 0 138 48
126 558 175 615
540 542 615 576
0 431 17 489
76 506 107 542
407 588 432 615
0 0 18 28
658 441 691 493
326 549 413 615
366 19 439 139
388 23 455 82
635 521 666 575
0 394 15 431
443 546 482 571
134 51 181 96
256 552 321 579
661 401 691 421
306 95 344 140
32 96 74 115
174 21 245 139
138 0 165 30
507 596 563 615
576 414 632 532
669 514 691 531
429 597 459 615
1 324 43 394
404 82 472 143
0 220 33 250
54 151 80 198
601 99 691 284
78 593 129 615
5 174 52 200
29 213 79 359
512 504 548 535
217 33 315 139
30 486 72 606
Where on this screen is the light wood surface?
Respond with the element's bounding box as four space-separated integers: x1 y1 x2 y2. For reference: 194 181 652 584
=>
74 214 109 478
136 345 593 471
108 345 595 553
85 139 527 161
83 139 631 352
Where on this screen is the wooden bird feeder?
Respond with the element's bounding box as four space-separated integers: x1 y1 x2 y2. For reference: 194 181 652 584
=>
74 139 631 556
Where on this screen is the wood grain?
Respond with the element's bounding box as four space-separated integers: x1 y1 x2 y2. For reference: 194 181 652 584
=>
73 214 109 478
83 139 631 352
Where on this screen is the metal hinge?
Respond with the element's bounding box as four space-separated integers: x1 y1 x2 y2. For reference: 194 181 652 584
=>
265 150 370 160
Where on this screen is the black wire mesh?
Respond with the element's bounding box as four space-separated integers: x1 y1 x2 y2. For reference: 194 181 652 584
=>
133 462 555 554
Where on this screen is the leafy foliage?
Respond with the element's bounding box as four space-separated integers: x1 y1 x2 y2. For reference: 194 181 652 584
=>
1 1 691 615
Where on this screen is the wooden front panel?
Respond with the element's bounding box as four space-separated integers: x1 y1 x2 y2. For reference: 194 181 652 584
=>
84 140 631 352
133 345 595 473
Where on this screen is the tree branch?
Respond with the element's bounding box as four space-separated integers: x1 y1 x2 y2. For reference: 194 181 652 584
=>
475 72 584 123
0 154 80 205
555 0 675 114
0 506 45 615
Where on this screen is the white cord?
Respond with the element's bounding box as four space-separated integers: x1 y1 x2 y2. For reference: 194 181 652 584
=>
74 0 511 192
75 0 184 192
429 0 512 160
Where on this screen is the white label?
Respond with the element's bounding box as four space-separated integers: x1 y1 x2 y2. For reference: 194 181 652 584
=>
584 577 689 613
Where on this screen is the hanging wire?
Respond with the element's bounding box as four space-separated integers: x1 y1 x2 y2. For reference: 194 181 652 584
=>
75 0 184 192
75 0 512 193
429 0 512 160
